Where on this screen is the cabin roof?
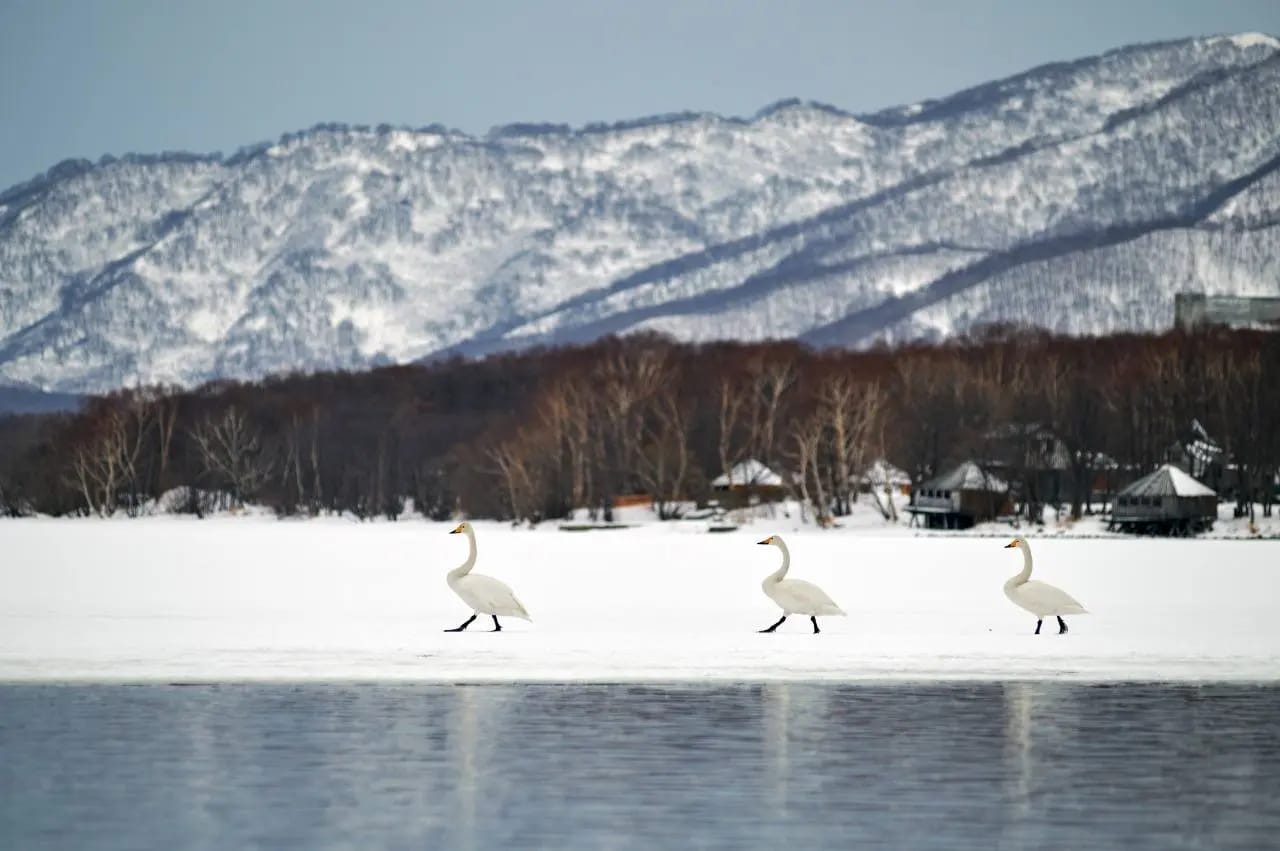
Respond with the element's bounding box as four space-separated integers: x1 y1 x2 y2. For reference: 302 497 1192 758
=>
859 458 911 486
710 458 784 488
917 460 1007 493
1117 464 1216 498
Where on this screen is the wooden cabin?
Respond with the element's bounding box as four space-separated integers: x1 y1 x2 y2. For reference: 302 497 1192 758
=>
859 459 912 496
907 461 1008 529
711 459 787 504
1109 464 1217 535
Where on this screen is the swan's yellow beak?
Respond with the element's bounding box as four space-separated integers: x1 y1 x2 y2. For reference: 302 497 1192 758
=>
450 524 465 535
757 536 774 545
1003 539 1019 548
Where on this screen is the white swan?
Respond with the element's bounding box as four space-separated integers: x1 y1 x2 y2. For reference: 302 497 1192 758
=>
1002 536 1087 634
443 522 531 632
756 535 845 634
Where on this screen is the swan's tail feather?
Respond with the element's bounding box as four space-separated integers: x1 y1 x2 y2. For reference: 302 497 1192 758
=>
513 597 532 621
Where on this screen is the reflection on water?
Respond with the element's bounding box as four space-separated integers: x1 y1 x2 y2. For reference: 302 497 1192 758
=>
1006 681 1035 821
1 683 1278 849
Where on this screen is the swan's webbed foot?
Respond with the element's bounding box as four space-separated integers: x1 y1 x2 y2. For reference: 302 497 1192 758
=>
759 615 787 633
445 614 477 632
1034 619 1043 635
1057 616 1068 635
491 616 502 632
810 616 821 634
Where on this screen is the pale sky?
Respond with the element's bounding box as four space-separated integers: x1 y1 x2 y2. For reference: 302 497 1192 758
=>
2 0 1279 191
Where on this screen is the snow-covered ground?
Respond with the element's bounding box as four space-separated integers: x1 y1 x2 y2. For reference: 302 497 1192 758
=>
2 516 1277 683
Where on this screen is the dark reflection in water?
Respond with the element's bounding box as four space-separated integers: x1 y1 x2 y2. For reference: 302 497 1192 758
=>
1 683 1278 850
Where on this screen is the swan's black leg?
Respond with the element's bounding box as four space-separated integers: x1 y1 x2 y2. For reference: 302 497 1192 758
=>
445 614 477 632
1034 619 1043 635
759 615 787 633
491 616 502 632
1057 616 1068 635
811 616 821 634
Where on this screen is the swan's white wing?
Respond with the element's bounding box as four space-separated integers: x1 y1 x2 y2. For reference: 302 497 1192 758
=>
1013 580 1087 617
770 579 845 616
453 573 532 620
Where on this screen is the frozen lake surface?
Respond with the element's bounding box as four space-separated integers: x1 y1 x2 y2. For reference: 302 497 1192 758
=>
1 518 1278 682
1 682 1278 850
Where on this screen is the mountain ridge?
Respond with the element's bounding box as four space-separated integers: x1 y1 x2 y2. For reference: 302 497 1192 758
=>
450 42 1280 354
9 32 1273 202
2 33 1279 393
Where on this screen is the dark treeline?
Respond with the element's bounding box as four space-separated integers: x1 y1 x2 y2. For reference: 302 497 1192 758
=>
1 326 1277 523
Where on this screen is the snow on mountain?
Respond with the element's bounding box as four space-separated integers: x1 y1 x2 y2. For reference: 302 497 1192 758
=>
1 35 1278 393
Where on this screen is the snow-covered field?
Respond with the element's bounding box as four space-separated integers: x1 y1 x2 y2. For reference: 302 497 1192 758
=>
2 517 1277 683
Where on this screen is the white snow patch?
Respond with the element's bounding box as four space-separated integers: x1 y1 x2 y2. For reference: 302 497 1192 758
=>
186 306 234 343
1223 32 1280 50
386 130 442 153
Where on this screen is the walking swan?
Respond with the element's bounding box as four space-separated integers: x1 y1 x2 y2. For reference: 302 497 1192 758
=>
444 522 531 632
1002 536 1087 634
756 535 845 634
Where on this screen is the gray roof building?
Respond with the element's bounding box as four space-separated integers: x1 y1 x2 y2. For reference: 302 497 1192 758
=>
908 461 1008 529
1119 464 1215 498
920 460 1008 493
1110 464 1217 534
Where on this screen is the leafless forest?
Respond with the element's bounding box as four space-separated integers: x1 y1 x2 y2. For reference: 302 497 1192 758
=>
0 326 1276 522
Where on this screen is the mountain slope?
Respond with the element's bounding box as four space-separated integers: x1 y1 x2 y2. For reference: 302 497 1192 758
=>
1 34 1278 393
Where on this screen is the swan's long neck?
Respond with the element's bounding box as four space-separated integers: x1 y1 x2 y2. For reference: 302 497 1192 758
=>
766 541 791 583
449 528 477 580
1009 540 1033 586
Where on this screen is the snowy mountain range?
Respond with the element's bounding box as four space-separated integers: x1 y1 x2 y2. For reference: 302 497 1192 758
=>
2 33 1280 394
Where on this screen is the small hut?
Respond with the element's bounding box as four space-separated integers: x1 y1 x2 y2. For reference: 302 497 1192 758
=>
907 461 1008 529
1109 464 1217 535
858 459 912 496
711 459 787 504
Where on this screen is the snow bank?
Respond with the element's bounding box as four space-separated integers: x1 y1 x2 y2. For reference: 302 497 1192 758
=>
2 518 1277 683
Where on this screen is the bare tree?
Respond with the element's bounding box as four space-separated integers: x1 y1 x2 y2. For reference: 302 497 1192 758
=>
595 343 670 512
279 408 311 513
309 406 324 509
889 356 950 482
716 376 749 489
635 388 693 519
868 478 899 522
788 413 831 526
141 386 182 494
487 430 544 523
748 357 796 467
70 438 121 517
189 406 270 507
66 395 156 516
818 376 885 516
1205 347 1266 523
536 377 598 514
